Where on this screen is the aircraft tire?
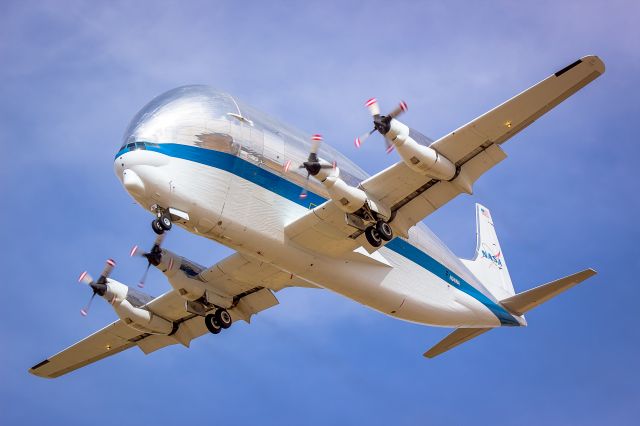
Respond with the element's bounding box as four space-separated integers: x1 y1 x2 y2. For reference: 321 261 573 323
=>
215 309 233 329
376 221 393 241
204 314 222 334
159 215 172 231
151 219 165 235
365 226 382 248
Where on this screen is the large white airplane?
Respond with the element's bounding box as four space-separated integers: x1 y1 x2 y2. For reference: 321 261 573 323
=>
31 55 604 378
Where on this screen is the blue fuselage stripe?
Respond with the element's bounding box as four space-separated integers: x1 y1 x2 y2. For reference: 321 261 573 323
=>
116 143 519 326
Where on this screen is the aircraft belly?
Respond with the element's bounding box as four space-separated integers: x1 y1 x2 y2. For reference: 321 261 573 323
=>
158 165 501 327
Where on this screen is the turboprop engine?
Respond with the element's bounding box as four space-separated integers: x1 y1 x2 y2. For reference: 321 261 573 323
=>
285 134 391 220
355 98 472 194
130 235 206 301
130 236 234 313
78 259 175 335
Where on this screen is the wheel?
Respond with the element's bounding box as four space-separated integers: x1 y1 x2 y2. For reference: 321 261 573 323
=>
159 214 172 231
215 308 233 329
151 219 164 235
365 226 382 247
376 221 393 241
204 314 221 334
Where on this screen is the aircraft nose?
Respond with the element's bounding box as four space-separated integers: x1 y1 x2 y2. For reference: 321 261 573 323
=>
122 169 146 196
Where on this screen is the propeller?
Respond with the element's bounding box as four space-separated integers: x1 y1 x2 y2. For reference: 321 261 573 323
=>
130 233 165 288
77 259 115 316
282 134 336 199
355 98 408 153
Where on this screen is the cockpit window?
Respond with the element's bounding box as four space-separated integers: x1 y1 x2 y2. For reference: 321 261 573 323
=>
117 141 159 155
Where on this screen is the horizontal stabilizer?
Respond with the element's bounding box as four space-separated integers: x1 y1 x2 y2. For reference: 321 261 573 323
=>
423 327 491 358
500 268 596 316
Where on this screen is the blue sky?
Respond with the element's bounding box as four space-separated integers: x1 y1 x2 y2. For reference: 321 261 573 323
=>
1 0 638 424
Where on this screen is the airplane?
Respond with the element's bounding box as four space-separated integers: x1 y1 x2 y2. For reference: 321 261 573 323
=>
30 55 604 378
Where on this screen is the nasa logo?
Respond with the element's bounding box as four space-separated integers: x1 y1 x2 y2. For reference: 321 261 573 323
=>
481 249 503 268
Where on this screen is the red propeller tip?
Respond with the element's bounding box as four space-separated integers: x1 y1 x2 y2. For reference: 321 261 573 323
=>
400 101 408 112
80 309 88 317
107 259 116 267
130 245 139 257
283 159 292 173
137 283 145 289
386 145 395 154
78 271 88 283
355 137 362 148
365 98 377 107
299 193 308 199
311 134 323 141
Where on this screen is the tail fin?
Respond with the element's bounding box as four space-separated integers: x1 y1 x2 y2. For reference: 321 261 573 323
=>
461 203 516 300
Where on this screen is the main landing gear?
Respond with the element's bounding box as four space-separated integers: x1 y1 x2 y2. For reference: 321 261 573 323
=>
204 308 233 335
151 211 172 235
365 220 393 248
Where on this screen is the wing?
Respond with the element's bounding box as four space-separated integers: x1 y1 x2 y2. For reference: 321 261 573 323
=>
29 252 289 379
196 251 317 293
286 56 605 255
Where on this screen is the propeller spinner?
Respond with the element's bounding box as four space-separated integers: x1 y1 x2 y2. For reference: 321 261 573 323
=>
355 98 408 153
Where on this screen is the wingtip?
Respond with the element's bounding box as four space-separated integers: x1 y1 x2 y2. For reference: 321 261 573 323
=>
586 267 598 276
581 55 605 74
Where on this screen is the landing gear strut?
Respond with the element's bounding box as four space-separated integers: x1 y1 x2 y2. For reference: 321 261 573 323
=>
205 308 232 334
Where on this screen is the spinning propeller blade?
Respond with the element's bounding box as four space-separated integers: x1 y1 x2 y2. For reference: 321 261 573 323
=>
356 98 408 153
77 259 115 316
283 134 337 199
130 234 165 288
310 134 323 154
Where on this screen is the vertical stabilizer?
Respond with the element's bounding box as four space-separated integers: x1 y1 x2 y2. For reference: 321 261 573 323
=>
461 204 516 300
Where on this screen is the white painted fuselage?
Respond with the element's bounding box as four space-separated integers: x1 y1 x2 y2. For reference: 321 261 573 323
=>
114 86 524 329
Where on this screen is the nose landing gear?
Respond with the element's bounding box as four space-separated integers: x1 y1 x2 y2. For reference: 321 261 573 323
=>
151 210 173 235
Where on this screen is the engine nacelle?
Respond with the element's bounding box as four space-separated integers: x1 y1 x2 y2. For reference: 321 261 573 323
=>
313 166 391 220
155 250 207 301
317 168 368 214
386 120 456 181
104 279 175 335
